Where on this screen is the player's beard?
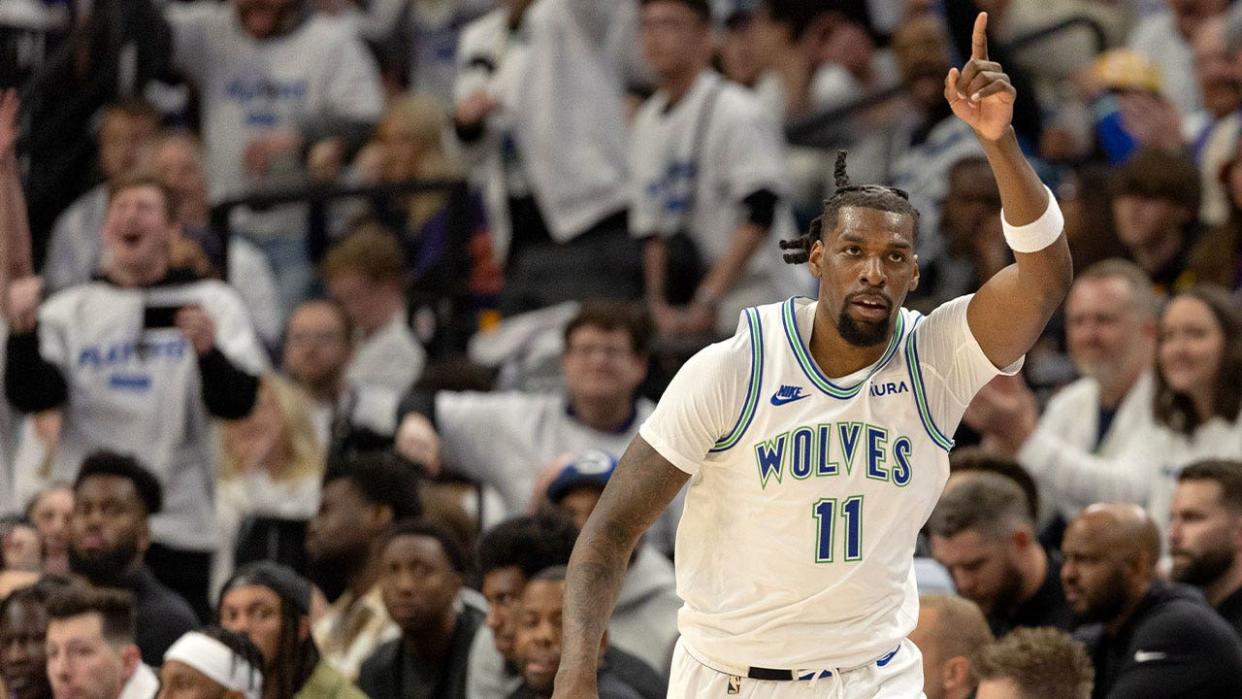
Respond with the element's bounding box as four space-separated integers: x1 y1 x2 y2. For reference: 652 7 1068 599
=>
837 306 891 347
986 565 1028 617
1171 547 1235 587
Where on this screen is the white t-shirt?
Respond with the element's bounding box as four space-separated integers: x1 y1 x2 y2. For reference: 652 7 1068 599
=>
630 70 811 325
167 4 384 204
640 295 1018 670
29 279 269 551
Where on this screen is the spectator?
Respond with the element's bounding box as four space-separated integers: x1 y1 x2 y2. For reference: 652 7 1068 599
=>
24 485 73 575
42 101 160 295
717 5 763 89
915 157 1007 308
885 13 984 266
349 94 492 314
1111 148 1205 294
544 454 679 677
1169 460 1242 636
909 594 993 699
968 260 1158 525
158 628 264 699
307 453 421 681
468 513 666 699
396 300 684 556
508 567 642 699
1 516 40 572
213 375 325 589
357 520 483 699
1128 0 1227 117
452 0 643 315
164 0 385 312
67 452 199 663
928 472 1074 637
749 0 834 120
219 561 366 699
0 585 53 699
1063 503 1242 698
148 132 284 348
44 586 160 699
4 175 269 617
1190 139 1242 291
1188 15 1242 228
632 0 806 337
282 299 400 459
971 284 1242 537
321 228 426 396
972 626 1093 699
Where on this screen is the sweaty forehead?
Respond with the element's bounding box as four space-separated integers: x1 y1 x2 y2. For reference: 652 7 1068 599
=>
829 207 915 245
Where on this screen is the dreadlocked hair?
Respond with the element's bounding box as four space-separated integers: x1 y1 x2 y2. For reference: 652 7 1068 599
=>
780 151 921 265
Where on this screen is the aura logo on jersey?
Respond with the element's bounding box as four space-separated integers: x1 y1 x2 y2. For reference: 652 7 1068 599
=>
752 422 913 489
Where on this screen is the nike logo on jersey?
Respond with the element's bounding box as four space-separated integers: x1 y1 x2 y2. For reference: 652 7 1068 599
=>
1133 650 1167 663
771 385 809 406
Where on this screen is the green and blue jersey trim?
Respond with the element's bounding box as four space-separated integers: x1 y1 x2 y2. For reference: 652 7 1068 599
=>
781 297 905 399
904 316 955 452
710 307 764 453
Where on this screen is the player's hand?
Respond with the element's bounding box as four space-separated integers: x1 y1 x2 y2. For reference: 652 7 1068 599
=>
945 13 1016 142
175 305 217 356
395 413 443 477
5 276 42 334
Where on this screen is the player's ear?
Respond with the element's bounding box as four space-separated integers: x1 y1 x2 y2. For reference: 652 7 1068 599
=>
909 254 920 292
808 239 825 278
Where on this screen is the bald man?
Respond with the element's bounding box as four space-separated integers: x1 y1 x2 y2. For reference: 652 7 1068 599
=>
909 595 993 699
1063 504 1242 698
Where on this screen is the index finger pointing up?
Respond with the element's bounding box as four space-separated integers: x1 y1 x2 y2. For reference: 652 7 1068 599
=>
972 12 989 61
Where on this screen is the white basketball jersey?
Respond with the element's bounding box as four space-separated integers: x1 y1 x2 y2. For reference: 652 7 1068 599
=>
640 295 1016 671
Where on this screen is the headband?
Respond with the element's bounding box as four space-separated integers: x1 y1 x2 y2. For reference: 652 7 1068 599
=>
164 632 263 699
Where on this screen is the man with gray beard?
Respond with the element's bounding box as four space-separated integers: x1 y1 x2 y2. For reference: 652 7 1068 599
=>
1169 459 1242 637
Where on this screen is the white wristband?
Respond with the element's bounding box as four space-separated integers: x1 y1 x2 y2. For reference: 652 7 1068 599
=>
1000 185 1064 253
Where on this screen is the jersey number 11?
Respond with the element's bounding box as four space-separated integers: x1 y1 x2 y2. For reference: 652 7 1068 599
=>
813 496 863 563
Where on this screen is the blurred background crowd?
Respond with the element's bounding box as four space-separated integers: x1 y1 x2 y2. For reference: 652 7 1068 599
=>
2 0 1242 697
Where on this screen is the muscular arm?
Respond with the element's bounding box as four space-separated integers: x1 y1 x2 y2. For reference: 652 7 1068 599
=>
556 435 690 696
947 13 1072 369
966 130 1072 369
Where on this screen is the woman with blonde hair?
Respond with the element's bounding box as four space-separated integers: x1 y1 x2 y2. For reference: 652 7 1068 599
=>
213 374 326 594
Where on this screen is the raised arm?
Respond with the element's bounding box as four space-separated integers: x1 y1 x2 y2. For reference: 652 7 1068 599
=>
554 435 690 698
949 13 1072 369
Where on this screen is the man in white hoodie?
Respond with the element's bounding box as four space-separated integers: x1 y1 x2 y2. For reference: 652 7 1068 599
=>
967 259 1159 530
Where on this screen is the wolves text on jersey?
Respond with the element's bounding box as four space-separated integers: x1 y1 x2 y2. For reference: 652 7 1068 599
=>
753 422 913 489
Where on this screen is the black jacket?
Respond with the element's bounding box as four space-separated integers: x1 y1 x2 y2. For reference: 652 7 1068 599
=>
357 607 484 699
1074 581 1242 699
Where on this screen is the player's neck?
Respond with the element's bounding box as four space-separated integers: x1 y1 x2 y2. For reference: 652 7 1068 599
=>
1018 544 1048 604
808 312 894 378
1203 557 1242 607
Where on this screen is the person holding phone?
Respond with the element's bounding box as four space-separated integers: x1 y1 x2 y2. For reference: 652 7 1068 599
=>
3 171 268 623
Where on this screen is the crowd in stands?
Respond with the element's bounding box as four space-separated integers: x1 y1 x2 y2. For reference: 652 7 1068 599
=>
3 0 1242 697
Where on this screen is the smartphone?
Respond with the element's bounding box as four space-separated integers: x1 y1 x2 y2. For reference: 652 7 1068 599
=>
143 305 183 329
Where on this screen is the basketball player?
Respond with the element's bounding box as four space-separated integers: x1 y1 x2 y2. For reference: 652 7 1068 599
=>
553 12 1071 699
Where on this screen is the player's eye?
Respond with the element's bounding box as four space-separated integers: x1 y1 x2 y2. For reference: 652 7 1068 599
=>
843 246 861 256
888 252 906 263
